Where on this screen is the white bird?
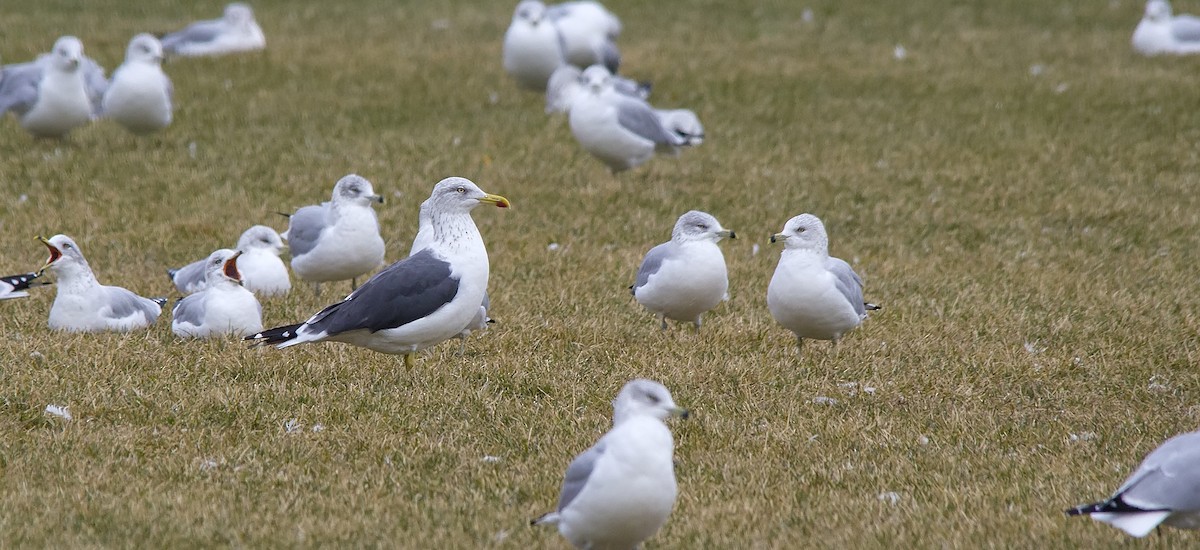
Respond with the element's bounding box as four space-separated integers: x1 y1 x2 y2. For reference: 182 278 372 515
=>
631 211 734 330
547 1 623 72
503 0 567 90
161 2 266 57
409 195 492 345
282 174 385 293
1133 0 1200 55
102 34 173 135
545 63 649 115
0 37 99 138
0 271 50 300
1068 429 1200 537
655 108 705 147
248 177 510 368
533 379 687 549
172 249 263 338
766 214 879 352
37 235 165 332
568 65 691 173
168 225 290 297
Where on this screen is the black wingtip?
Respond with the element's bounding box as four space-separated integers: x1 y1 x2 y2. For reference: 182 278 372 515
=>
150 297 168 307
865 302 882 311
1066 496 1151 517
274 211 292 218
166 268 178 280
245 323 304 346
1 272 50 291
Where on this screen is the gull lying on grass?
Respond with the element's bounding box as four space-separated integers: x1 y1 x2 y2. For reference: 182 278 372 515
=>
503 0 567 90
37 235 165 332
248 177 509 368
533 379 687 549
545 63 649 114
162 2 266 57
1068 428 1200 537
169 225 290 296
282 174 384 293
102 34 172 135
172 249 263 338
0 271 50 300
631 211 734 330
0 37 104 138
568 65 693 173
1133 0 1200 55
767 214 879 353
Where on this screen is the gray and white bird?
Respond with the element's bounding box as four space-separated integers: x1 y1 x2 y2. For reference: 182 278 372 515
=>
0 36 102 138
766 214 879 352
247 177 510 368
172 249 263 338
631 211 734 330
547 1 623 72
533 379 687 549
503 0 567 90
1068 429 1200 537
545 63 649 115
281 174 385 293
1133 0 1200 55
655 108 704 147
568 65 690 173
161 2 266 58
0 271 50 300
168 225 290 297
37 235 165 332
102 34 172 135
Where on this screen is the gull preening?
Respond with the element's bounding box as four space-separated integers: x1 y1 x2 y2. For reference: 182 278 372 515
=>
162 2 266 58
533 379 687 549
169 225 290 297
37 235 165 332
0 36 102 138
1068 428 1200 537
248 177 509 368
631 211 734 330
1132 0 1200 55
0 271 50 300
766 214 879 352
171 249 263 338
282 174 385 293
102 34 173 135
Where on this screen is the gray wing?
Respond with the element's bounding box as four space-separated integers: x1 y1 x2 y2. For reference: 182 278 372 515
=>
556 440 606 512
1117 431 1200 510
80 56 107 113
612 75 650 99
100 286 160 322
616 97 684 146
171 293 207 327
1173 15 1200 41
0 62 43 115
169 258 208 293
161 20 225 53
827 257 867 317
633 242 676 292
284 203 331 258
303 249 461 335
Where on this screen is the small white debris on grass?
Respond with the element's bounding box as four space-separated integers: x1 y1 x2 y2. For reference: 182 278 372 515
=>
488 91 500 105
878 491 902 505
188 142 198 159
311 424 325 433
1054 83 1069 94
918 435 930 446
482 455 502 463
802 8 814 23
199 459 220 471
1069 431 1098 443
45 404 71 420
812 396 838 406
431 18 450 30
1023 340 1044 354
17 194 28 204
1029 64 1045 76
452 136 462 146
547 243 560 251
751 243 760 256
30 351 45 363
1148 375 1170 393
284 418 302 433
893 45 907 60
493 530 509 543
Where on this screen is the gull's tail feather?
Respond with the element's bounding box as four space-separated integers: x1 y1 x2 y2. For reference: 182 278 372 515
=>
150 297 168 308
530 511 560 527
1066 496 1146 517
246 323 304 346
166 268 179 282
865 302 882 311
1 272 50 291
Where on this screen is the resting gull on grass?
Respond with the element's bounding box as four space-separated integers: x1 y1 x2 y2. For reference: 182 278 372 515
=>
0 37 103 138
1133 0 1200 55
37 235 165 332
532 379 687 549
281 174 384 294
631 211 734 330
0 271 50 300
1068 428 1200 537
545 63 649 115
767 214 879 353
161 2 266 58
247 177 509 368
503 0 566 90
169 225 290 297
172 249 263 338
102 34 172 135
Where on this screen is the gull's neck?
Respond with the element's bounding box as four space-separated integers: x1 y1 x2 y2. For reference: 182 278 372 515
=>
430 210 485 257
53 261 100 292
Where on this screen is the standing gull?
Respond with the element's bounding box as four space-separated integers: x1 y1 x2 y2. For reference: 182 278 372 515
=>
282 174 385 293
37 235 165 332
568 65 690 173
1068 429 1200 537
161 2 266 57
169 225 290 296
247 177 510 368
0 271 50 300
0 37 98 138
532 379 688 549
503 0 566 90
767 214 879 352
631 211 734 330
1132 0 1200 55
172 249 263 338
102 34 173 135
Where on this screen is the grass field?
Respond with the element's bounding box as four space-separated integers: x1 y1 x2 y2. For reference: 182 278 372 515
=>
2 0 1200 547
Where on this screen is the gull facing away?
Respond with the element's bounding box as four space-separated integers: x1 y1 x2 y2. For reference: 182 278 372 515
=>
631 211 734 330
410 196 492 347
0 271 50 300
532 379 687 549
545 63 649 115
0 37 101 138
161 2 266 57
281 174 385 293
547 1 623 72
568 65 691 173
767 214 879 353
169 225 290 297
172 249 263 338
247 178 510 368
37 235 165 332
1067 429 1200 537
1133 0 1200 55
102 34 173 135
503 0 567 90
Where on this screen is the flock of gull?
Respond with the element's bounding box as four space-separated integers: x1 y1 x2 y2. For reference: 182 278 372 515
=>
3 0 1200 547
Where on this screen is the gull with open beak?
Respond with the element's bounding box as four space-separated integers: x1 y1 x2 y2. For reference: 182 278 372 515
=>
169 225 290 297
37 234 165 332
172 249 263 338
631 210 735 331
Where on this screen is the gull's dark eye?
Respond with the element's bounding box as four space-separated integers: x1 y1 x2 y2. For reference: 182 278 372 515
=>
643 391 660 404
63 243 73 250
456 186 467 194
697 224 708 230
796 227 806 233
